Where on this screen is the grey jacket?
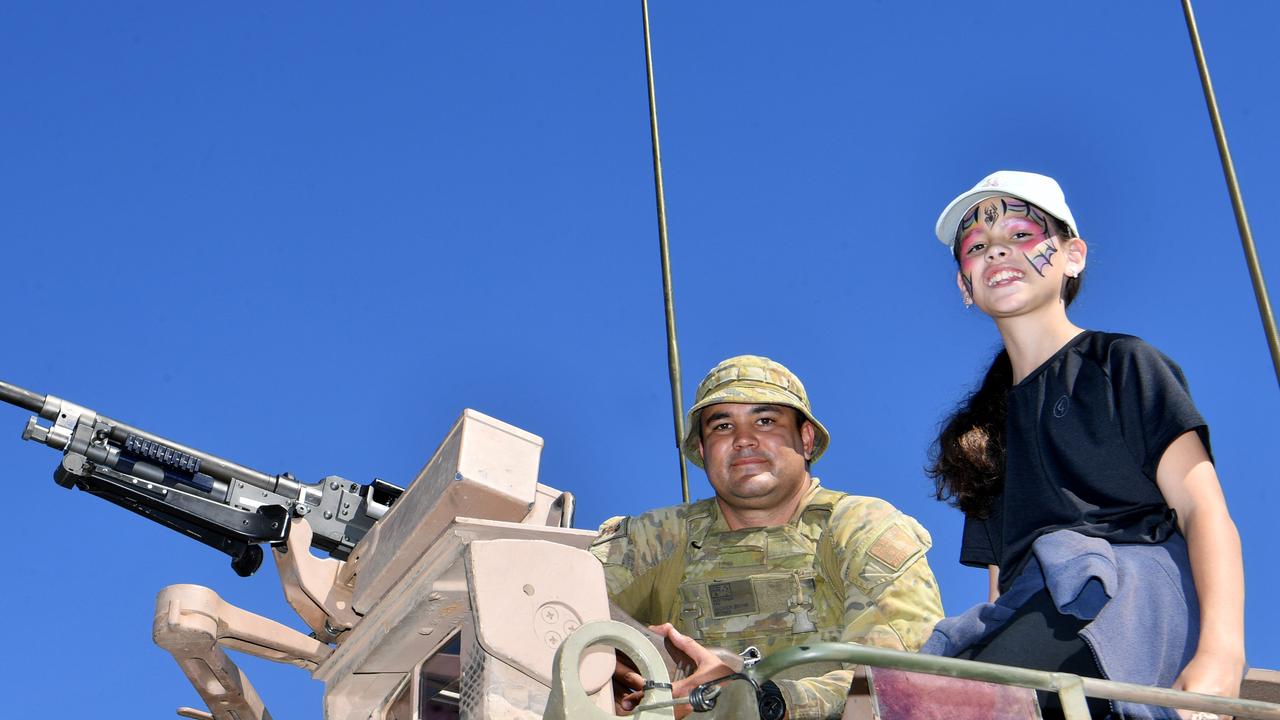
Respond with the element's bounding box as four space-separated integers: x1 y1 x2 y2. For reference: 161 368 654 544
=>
923 529 1205 719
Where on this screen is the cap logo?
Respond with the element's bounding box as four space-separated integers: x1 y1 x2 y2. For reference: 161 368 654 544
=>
981 178 1000 188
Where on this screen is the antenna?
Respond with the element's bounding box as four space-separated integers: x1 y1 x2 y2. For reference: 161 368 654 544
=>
1182 0 1280 387
640 0 691 502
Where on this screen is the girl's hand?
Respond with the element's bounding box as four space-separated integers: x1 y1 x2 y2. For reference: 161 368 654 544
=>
1172 647 1245 720
1156 432 1246 720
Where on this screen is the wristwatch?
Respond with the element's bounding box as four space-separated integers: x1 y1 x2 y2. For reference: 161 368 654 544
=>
757 680 786 720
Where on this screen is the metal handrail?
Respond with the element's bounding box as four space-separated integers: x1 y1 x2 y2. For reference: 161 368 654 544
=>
747 642 1280 720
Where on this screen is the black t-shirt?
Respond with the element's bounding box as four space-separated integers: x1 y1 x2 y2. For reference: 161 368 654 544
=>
960 331 1211 593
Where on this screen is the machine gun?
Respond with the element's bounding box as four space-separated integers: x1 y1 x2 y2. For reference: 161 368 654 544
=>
0 380 403 577
2 377 619 718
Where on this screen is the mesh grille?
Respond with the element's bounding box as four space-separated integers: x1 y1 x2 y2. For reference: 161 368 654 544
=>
458 636 485 718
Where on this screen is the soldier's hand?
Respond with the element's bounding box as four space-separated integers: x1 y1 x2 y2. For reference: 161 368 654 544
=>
649 623 735 720
611 650 646 714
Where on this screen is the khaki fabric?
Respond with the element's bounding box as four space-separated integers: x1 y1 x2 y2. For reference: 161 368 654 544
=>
590 480 943 720
682 355 831 467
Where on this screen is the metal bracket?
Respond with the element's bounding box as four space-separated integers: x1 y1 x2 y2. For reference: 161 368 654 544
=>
272 516 359 642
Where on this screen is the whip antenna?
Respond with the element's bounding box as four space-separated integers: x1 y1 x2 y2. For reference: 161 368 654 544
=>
641 0 690 502
1182 0 1280 387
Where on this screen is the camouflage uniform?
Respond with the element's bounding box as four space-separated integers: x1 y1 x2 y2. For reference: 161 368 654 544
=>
591 479 942 720
592 355 943 719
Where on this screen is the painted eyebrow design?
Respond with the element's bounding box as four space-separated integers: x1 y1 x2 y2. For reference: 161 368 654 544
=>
1003 200 1051 234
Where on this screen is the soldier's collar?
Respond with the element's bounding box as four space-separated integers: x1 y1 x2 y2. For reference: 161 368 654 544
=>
786 477 823 524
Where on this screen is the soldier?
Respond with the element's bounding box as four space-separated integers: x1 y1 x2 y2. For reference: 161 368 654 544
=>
591 355 944 720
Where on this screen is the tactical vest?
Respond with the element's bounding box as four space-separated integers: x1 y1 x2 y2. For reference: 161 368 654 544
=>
674 488 846 679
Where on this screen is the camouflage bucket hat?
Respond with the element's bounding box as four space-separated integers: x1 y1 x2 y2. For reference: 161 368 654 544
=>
682 355 830 468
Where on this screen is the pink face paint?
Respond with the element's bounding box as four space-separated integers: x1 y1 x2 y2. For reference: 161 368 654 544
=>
958 232 986 274
1003 200 1052 236
956 206 981 245
1022 234 1059 277
1024 238 1059 276
954 197 1062 281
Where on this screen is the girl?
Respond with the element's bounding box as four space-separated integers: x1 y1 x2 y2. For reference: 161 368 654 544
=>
923 171 1244 719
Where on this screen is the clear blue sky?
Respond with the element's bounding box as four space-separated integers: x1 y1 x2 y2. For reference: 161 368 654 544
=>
1 3 1276 718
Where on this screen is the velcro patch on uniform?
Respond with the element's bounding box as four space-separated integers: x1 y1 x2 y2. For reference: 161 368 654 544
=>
708 579 758 617
717 544 766 568
866 525 917 571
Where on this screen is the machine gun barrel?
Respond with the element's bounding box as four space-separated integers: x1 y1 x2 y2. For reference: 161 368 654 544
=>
0 379 401 575
1 380 300 498
0 381 44 414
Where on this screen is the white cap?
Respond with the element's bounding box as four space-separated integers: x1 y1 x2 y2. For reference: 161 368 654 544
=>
934 170 1079 249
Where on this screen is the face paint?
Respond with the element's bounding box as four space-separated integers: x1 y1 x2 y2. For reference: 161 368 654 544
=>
958 206 980 242
1023 235 1059 277
956 197 1065 283
1001 202 1059 277
957 227 988 276
1003 200 1051 236
956 200 996 258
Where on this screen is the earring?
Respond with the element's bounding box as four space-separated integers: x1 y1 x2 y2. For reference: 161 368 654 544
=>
962 294 974 308
1066 268 1078 278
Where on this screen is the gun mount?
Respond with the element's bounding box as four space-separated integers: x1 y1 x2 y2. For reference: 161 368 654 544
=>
151 407 617 719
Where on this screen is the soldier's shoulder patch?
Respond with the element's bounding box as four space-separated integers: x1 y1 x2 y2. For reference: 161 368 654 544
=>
592 515 629 545
866 524 918 572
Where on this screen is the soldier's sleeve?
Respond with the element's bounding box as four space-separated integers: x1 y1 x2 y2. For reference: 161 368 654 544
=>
588 510 686 626
775 497 944 720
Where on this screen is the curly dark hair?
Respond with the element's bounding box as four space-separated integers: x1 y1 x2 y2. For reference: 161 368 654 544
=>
928 211 1082 518
927 348 1012 517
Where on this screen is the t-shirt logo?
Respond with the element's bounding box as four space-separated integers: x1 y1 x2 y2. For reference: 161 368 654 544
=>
1052 394 1070 418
